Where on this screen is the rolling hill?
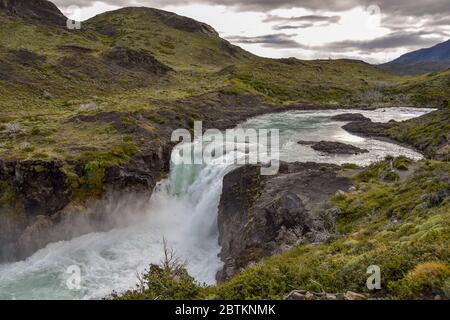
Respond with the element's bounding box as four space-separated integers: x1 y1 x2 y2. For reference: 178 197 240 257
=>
0 0 448 194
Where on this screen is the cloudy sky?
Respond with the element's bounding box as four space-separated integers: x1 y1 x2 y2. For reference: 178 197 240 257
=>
54 0 450 63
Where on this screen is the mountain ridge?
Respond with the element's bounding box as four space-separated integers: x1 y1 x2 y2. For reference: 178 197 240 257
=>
391 39 450 64
380 39 450 75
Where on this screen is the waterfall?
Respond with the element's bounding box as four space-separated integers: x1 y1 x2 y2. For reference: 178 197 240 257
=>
0 107 432 300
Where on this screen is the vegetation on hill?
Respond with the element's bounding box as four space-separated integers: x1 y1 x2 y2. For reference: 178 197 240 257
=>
389 105 450 160
1 5 449 168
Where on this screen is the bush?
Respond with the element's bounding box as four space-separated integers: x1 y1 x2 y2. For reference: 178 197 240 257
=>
112 239 202 300
394 156 412 171
383 171 400 182
389 262 450 299
342 163 360 170
146 113 165 125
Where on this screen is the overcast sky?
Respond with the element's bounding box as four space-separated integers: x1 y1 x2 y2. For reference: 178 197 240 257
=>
54 0 450 64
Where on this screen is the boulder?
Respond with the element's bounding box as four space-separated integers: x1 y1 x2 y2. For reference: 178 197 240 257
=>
331 113 371 122
342 121 394 137
297 140 316 146
311 141 369 155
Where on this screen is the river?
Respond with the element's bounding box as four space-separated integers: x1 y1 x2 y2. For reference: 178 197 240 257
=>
0 107 432 299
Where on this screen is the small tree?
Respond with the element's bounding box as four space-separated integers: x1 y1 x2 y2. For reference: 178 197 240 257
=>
111 238 202 300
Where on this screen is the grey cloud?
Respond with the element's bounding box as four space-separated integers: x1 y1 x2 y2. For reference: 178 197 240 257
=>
52 0 450 62
315 32 444 54
263 14 340 24
53 0 450 39
225 33 306 49
53 0 450 17
265 14 340 30
274 24 314 30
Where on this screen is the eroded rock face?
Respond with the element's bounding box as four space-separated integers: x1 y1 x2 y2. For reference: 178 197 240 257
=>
217 162 354 281
0 0 67 26
7 160 72 217
7 49 47 67
0 160 72 261
0 142 172 262
104 146 172 193
298 140 369 154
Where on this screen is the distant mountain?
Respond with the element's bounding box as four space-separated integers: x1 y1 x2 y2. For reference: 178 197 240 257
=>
380 39 450 75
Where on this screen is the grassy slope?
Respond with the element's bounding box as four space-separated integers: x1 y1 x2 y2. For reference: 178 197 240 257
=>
116 159 449 300
386 70 450 105
1 7 449 167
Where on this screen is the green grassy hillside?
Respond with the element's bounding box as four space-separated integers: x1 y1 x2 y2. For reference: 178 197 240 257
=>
1 5 449 166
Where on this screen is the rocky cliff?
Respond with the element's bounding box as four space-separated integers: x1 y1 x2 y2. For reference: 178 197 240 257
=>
0 145 171 262
217 162 354 280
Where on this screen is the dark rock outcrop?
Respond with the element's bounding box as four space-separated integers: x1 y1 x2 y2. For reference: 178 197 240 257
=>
0 0 67 26
104 146 172 193
298 140 369 155
57 45 95 54
0 141 172 262
7 49 47 67
331 113 371 122
297 140 316 146
13 161 72 217
217 162 354 280
0 160 72 261
104 47 172 74
0 62 15 81
310 141 369 155
342 120 395 138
